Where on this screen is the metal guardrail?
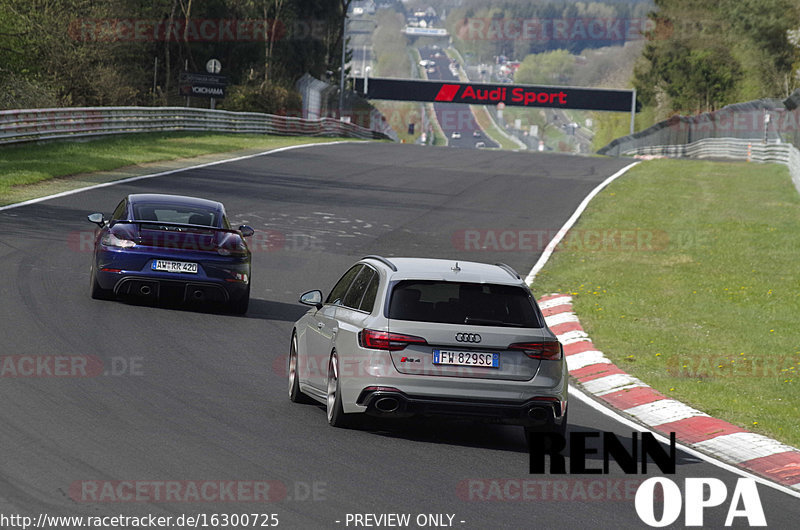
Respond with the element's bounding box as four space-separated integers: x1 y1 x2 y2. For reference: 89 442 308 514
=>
622 138 800 194
0 106 392 145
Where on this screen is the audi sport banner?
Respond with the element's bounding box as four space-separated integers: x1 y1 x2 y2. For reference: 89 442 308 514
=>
354 77 635 112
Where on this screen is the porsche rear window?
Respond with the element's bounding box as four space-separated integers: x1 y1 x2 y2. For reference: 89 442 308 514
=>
133 204 218 227
388 281 542 328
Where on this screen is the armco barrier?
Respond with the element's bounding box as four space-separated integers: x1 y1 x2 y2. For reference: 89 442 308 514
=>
620 138 800 195
0 106 393 145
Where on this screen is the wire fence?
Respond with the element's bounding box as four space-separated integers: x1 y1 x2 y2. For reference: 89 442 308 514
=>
629 138 800 193
598 98 800 194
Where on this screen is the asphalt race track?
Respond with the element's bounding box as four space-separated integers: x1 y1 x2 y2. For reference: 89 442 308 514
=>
419 48 499 149
1 142 798 528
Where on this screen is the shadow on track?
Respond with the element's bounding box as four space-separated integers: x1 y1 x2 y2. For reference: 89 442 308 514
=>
289 403 706 471
115 295 306 321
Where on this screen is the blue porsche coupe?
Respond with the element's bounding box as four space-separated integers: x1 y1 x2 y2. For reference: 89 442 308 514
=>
87 193 254 314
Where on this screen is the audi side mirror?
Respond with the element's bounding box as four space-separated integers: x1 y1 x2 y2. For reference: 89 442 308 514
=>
299 290 323 310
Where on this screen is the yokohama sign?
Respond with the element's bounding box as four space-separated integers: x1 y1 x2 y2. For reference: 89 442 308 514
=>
354 78 635 112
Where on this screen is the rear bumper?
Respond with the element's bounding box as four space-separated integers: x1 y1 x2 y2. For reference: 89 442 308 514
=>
356 388 567 428
112 275 239 303
93 247 249 303
336 350 568 419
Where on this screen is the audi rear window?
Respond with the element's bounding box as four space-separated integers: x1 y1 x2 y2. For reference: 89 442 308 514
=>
388 281 542 328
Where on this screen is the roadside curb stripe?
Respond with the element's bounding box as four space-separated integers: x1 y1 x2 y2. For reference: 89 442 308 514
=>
543 312 579 327
539 293 800 493
565 350 610 371
540 304 572 317
601 386 665 410
572 364 627 382
563 341 597 356
694 432 798 463
653 416 746 444
538 295 572 309
740 452 800 487
557 329 591 345
624 399 708 425
579 373 645 395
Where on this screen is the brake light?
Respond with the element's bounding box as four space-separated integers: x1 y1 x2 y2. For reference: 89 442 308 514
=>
509 340 563 360
359 329 427 351
217 244 248 256
217 234 248 256
101 232 136 248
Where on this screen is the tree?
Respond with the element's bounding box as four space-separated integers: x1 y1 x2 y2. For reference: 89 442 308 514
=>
515 50 575 86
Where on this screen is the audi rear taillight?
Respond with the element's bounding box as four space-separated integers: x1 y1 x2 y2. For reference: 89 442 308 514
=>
509 340 563 360
359 329 427 351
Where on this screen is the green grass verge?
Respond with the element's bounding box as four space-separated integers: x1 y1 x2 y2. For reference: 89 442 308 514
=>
591 106 657 152
0 132 347 205
532 159 800 447
371 100 423 144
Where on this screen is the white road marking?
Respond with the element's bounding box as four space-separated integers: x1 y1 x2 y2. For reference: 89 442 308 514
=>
0 141 363 212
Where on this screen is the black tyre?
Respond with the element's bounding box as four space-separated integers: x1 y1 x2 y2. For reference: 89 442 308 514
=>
326 352 351 427
228 286 250 314
89 266 113 300
288 333 313 404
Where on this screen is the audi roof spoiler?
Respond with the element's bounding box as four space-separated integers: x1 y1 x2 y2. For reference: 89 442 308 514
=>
494 262 521 280
362 255 397 272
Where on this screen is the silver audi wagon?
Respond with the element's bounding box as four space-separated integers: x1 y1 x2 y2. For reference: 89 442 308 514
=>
288 256 567 437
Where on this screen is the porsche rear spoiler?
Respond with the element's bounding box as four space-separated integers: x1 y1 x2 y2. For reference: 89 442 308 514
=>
110 220 245 235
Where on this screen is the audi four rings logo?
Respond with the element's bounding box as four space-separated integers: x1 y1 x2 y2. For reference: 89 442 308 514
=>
455 333 481 343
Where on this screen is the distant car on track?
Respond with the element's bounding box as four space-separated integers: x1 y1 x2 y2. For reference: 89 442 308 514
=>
450 131 461 139
87 193 254 314
288 256 568 439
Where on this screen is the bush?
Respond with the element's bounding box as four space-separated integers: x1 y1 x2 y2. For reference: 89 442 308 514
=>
222 82 303 115
0 70 60 110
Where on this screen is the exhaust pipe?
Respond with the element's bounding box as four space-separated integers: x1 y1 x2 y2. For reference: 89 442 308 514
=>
139 285 151 296
527 407 549 425
192 289 204 300
374 397 400 413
